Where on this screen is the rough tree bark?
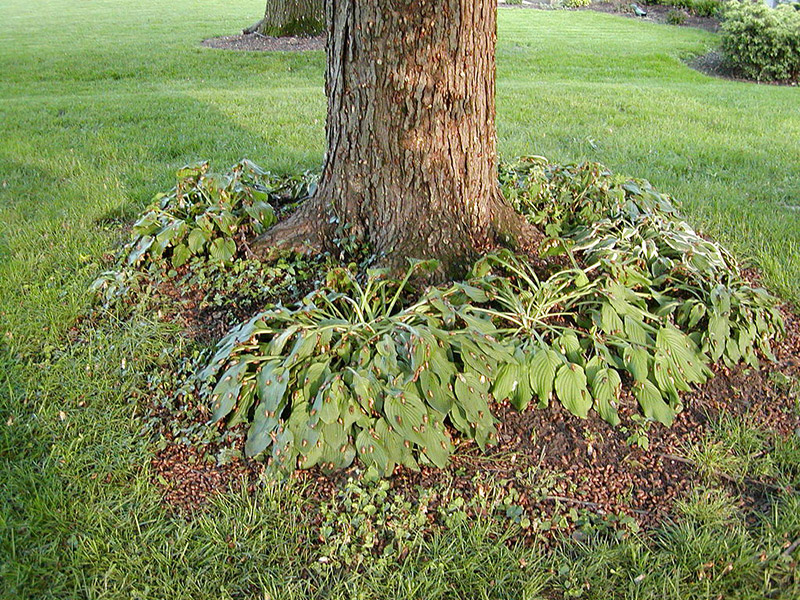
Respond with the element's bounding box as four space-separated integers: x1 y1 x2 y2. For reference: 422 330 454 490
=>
253 0 539 278
244 0 325 37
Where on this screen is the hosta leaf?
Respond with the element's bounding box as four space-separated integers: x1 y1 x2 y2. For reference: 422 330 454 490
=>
556 331 583 365
653 352 680 405
209 237 236 264
687 302 707 329
187 228 208 253
456 283 489 303
707 313 730 361
127 235 154 265
418 370 452 415
528 348 560 407
632 380 674 426
356 426 390 475
303 361 330 408
171 243 191 267
460 338 496 380
210 361 249 422
245 412 280 458
228 380 257 427
256 362 289 412
385 390 427 447
492 362 521 403
419 419 453 469
270 427 296 471
623 344 649 382
623 316 648 347
286 331 319 366
590 367 621 426
597 302 624 336
131 212 160 237
245 201 276 232
375 418 418 471
554 363 592 419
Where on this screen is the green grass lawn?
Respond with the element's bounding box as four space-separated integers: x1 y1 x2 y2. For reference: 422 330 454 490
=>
1 1 798 598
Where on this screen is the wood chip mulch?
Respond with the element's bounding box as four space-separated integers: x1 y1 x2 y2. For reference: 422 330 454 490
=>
200 33 324 53
149 304 799 539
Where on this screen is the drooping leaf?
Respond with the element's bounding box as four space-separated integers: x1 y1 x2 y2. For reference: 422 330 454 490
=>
554 363 592 418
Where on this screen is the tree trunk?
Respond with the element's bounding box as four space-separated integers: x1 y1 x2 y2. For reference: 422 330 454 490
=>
253 0 325 37
254 0 538 278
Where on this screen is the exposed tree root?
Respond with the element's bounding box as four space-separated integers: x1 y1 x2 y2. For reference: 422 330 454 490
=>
242 18 264 35
252 189 544 280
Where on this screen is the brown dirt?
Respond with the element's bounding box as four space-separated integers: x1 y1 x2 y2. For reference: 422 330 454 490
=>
582 2 720 32
149 293 799 539
200 33 324 52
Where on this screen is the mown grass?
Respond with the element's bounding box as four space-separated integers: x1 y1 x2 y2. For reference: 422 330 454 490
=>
1 1 798 598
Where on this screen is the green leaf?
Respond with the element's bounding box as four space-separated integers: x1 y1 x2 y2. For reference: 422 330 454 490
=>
256 362 289 413
245 201 276 232
418 370 452 415
554 363 592 419
555 331 583 365
590 367 621 426
623 344 649 382
356 426 390 475
209 237 236 263
127 235 154 265
528 348 560 407
706 312 730 361
187 228 208 253
419 417 452 469
210 361 249 422
384 390 427 447
492 362 521 402
171 243 191 267
598 302 623 336
633 380 674 426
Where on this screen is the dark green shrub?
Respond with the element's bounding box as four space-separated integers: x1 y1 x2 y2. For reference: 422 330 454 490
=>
667 9 689 24
649 0 723 17
692 0 723 17
721 2 800 83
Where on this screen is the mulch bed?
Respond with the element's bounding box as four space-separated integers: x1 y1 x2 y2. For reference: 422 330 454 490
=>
200 33 324 52
580 2 720 32
149 280 799 537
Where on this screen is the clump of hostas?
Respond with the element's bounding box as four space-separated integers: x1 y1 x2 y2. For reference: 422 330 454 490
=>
164 157 783 479
90 160 317 305
94 158 783 478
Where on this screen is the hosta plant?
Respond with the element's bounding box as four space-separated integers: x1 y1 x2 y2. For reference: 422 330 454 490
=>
159 158 785 477
90 160 316 303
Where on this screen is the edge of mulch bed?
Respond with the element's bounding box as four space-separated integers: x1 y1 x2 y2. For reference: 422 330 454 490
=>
686 50 800 87
200 33 324 53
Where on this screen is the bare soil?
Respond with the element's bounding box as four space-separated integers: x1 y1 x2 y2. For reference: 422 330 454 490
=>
581 2 720 32
149 268 799 538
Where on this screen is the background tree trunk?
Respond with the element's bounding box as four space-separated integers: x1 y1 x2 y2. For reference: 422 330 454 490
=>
255 0 537 277
246 0 325 37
